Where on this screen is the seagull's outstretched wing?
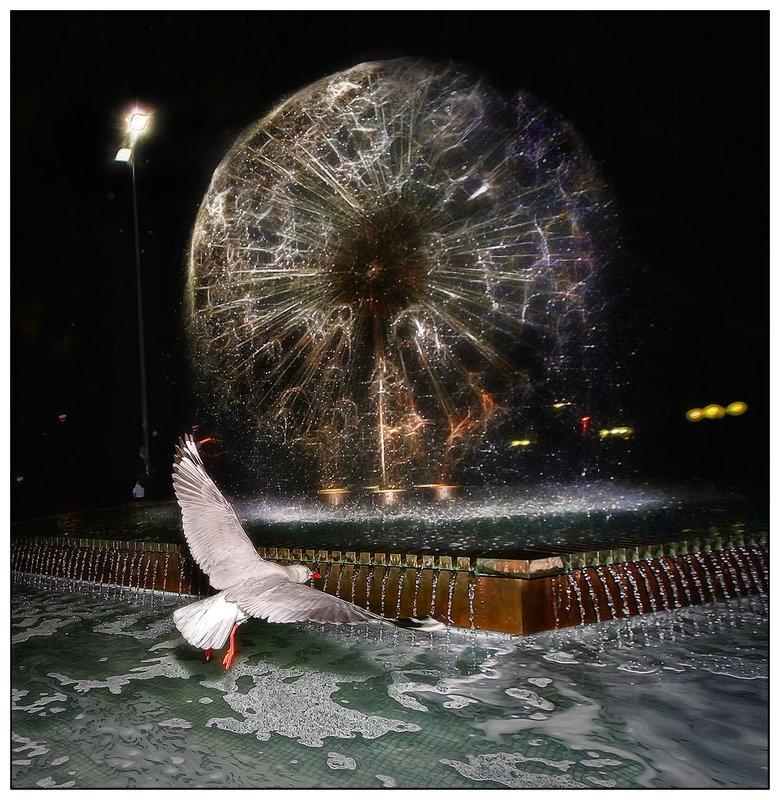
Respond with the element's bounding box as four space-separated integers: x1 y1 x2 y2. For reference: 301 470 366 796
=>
227 578 381 625
172 434 279 589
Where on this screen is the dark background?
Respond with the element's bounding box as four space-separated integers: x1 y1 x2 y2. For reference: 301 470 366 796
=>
11 10 768 516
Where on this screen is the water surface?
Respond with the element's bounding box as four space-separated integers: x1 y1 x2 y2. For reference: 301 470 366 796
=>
12 581 768 789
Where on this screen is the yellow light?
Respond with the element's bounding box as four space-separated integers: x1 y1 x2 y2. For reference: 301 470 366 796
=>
115 147 132 162
552 402 569 409
600 426 633 438
703 404 726 419
510 439 531 447
726 401 748 416
686 408 703 422
129 112 150 132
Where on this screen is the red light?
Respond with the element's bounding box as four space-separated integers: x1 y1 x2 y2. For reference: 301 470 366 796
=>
580 416 591 435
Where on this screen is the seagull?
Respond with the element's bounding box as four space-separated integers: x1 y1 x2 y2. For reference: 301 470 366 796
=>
171 433 444 668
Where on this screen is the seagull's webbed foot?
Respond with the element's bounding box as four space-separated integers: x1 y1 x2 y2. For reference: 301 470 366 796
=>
222 622 240 670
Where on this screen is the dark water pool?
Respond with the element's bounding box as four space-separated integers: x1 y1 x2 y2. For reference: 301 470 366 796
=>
11 580 767 789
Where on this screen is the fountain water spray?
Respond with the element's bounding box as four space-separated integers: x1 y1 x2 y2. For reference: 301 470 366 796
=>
187 59 603 488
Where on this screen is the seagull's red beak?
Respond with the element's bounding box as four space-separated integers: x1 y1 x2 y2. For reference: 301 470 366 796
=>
311 572 322 579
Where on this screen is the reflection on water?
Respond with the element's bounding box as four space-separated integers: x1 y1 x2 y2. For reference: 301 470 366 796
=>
11 481 768 555
12 581 767 789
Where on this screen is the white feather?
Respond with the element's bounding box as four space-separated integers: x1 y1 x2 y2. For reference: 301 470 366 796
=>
172 591 249 650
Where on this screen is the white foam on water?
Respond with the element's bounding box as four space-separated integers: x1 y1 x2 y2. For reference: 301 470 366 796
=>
543 651 580 664
12 618 70 643
12 692 68 715
441 752 585 788
376 774 396 787
442 695 476 709
35 777 75 788
93 611 173 640
158 718 193 729
586 775 618 787
582 758 622 767
47 654 190 695
504 688 554 711
201 658 421 747
387 681 430 712
527 677 552 688
326 752 357 770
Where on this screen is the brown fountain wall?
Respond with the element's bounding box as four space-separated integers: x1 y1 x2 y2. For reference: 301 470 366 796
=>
11 532 768 635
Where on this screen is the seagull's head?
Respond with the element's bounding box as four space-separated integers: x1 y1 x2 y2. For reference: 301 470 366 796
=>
288 564 322 583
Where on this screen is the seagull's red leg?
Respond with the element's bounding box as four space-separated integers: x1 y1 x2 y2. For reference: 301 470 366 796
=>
222 622 240 670
205 648 213 661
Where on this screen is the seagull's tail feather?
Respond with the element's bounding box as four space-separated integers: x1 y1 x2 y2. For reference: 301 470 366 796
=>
173 591 245 650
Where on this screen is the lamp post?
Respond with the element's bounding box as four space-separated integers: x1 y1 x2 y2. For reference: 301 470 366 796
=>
116 109 152 482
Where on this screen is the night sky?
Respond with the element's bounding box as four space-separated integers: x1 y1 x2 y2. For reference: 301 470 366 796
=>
11 10 768 516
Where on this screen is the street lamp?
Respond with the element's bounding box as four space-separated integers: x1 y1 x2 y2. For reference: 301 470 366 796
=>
115 107 152 482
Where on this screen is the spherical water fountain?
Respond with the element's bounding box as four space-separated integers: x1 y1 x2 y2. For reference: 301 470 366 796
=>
186 58 602 491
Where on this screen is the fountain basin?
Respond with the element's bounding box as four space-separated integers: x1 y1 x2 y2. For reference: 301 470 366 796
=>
11 529 768 635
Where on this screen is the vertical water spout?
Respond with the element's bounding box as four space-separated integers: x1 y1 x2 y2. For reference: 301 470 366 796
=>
446 571 456 625
350 565 360 604
380 567 390 617
143 552 155 593
467 576 476 629
396 569 407 617
120 551 131 590
742 547 766 593
162 552 171 596
722 549 746 595
693 552 717 601
594 566 619 619
429 569 439 617
648 559 671 609
661 558 684 607
412 568 422 618
177 553 185 597
706 551 730 598
607 565 631 618
623 563 646 613
365 566 375 612
682 553 705 603
567 572 586 624
581 567 602 622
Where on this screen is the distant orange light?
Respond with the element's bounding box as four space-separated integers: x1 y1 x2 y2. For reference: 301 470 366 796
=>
58 413 68 423
197 437 216 444
686 408 703 422
726 401 748 416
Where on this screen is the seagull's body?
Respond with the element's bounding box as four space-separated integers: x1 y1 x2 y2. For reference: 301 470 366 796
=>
171 434 443 667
